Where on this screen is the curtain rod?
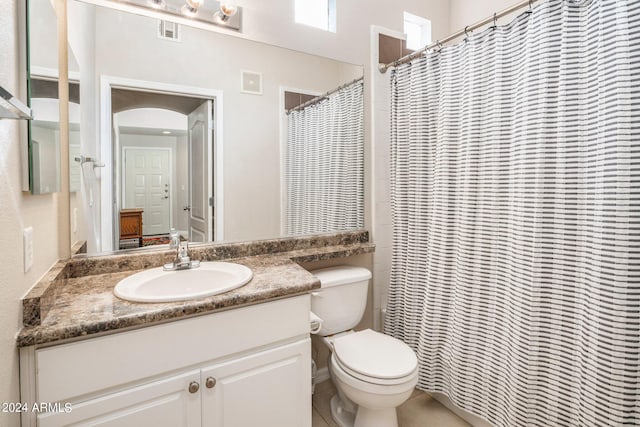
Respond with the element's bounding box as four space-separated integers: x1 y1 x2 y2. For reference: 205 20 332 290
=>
379 0 539 73
286 76 364 114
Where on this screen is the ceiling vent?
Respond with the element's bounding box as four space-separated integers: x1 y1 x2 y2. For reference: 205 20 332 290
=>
158 20 181 42
240 70 263 95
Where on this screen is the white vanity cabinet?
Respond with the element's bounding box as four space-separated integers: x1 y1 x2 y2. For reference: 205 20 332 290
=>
202 339 310 427
38 370 203 427
20 295 312 427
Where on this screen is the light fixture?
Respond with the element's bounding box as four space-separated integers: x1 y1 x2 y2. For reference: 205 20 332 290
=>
146 0 166 9
181 0 204 17
121 0 242 31
215 3 238 22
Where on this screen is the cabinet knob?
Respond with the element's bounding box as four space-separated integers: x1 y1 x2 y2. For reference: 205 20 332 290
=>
188 381 200 393
206 377 217 389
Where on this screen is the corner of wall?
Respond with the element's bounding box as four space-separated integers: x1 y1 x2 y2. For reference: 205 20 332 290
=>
0 1 63 425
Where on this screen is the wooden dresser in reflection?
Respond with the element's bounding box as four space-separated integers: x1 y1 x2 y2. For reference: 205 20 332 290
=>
119 208 143 249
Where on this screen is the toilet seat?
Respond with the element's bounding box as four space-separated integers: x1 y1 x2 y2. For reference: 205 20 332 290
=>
332 329 418 386
331 353 419 395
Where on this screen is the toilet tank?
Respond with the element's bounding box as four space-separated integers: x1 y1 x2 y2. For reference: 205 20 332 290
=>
310 266 372 336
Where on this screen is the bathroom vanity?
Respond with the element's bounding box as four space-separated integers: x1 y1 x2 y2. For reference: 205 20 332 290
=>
21 296 311 427
17 231 375 427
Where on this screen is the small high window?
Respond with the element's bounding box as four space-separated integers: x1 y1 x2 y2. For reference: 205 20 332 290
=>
403 12 432 51
295 0 336 32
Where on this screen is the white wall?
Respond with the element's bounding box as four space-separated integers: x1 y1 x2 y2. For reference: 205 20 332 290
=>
0 1 63 426
450 0 519 31
29 0 58 70
370 26 402 333
68 0 100 252
175 135 189 232
116 108 188 130
237 0 450 66
30 125 60 193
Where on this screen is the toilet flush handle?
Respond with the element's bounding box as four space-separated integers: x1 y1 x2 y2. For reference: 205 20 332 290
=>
311 291 322 297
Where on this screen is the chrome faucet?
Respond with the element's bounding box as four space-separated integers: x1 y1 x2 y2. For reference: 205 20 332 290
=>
169 229 181 250
164 234 200 271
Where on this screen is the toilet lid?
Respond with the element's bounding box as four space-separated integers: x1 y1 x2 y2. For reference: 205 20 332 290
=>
333 329 418 380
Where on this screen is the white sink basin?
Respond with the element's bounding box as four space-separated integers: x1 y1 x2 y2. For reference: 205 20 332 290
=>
114 262 253 303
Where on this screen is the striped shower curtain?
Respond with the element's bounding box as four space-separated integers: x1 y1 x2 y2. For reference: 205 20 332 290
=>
385 1 639 426
285 80 364 235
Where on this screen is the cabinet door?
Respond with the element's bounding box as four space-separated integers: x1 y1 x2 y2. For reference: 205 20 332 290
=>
38 370 201 427
202 338 311 427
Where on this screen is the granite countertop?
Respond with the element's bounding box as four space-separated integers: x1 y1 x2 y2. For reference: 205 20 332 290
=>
17 256 317 347
17 233 375 348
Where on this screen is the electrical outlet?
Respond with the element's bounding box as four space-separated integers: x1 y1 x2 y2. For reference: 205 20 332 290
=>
24 227 33 273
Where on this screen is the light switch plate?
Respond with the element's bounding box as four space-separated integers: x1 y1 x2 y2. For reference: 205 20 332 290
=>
24 227 33 273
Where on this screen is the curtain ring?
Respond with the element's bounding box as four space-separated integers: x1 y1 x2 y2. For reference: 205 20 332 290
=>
527 0 534 13
492 13 498 29
436 40 443 52
464 26 471 43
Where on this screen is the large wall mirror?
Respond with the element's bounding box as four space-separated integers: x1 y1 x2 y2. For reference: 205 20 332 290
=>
36 0 364 255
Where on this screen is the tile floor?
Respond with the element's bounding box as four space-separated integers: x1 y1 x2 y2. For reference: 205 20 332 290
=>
312 381 470 427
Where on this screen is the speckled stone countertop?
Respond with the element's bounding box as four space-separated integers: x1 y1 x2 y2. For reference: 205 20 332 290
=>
17 231 374 347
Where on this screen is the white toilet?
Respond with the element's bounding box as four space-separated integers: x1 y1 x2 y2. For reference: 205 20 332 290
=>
310 266 419 427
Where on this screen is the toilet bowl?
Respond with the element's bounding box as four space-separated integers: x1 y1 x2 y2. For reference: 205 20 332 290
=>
310 267 419 427
324 329 418 427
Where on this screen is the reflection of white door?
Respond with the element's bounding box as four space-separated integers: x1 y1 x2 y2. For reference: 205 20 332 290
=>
187 101 213 242
124 148 171 236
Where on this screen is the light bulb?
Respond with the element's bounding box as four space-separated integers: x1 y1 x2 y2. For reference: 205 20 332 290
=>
220 4 237 17
216 3 238 22
147 0 166 9
182 0 203 17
